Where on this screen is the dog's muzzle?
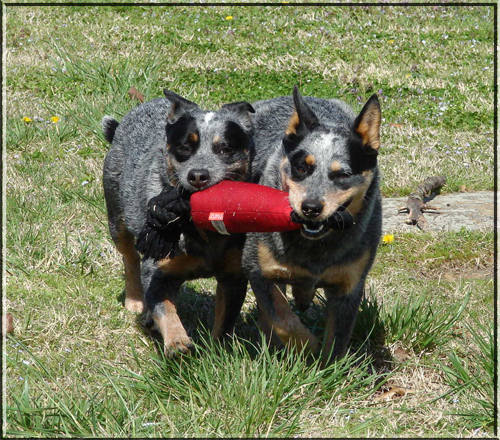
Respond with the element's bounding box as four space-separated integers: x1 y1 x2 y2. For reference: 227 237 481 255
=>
291 198 355 240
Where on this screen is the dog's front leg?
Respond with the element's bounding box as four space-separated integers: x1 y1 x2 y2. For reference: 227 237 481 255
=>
322 283 364 363
249 275 319 354
145 269 192 357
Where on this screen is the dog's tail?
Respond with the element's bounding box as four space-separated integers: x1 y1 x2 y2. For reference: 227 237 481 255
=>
102 116 119 144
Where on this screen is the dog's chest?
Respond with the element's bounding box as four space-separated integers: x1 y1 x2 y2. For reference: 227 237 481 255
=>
257 240 370 292
170 232 245 279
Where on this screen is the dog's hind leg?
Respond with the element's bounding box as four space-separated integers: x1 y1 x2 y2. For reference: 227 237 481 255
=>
103 147 145 314
211 275 247 340
114 226 145 313
250 277 319 354
212 247 248 339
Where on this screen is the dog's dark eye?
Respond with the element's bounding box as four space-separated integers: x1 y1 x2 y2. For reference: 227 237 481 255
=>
219 147 233 156
295 165 307 174
177 144 192 156
329 171 351 180
215 142 234 156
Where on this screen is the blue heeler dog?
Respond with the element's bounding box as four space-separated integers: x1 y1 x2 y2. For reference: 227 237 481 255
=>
242 86 382 362
102 90 255 357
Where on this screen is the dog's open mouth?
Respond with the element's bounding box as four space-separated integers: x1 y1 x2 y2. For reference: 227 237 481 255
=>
300 221 331 240
294 198 355 240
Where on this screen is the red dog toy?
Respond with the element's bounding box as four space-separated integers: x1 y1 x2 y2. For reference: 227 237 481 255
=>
190 181 301 234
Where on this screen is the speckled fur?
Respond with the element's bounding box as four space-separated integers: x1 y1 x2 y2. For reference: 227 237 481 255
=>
102 90 255 356
243 87 382 362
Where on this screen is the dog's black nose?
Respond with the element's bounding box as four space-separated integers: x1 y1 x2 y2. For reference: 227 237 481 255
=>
301 199 323 219
187 169 210 189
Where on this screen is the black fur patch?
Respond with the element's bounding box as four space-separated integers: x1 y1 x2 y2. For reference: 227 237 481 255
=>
213 121 253 164
346 134 378 175
224 121 252 151
282 132 305 154
288 149 316 181
103 117 119 144
166 115 200 162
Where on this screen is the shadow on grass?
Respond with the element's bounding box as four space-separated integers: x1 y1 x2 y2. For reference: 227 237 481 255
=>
128 281 393 371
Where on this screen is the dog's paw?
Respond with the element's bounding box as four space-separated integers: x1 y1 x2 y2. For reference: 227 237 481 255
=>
164 335 194 357
125 297 145 314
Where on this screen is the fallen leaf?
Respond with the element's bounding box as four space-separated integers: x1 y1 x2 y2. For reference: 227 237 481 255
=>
394 347 411 362
375 385 415 402
128 86 145 103
2 313 14 334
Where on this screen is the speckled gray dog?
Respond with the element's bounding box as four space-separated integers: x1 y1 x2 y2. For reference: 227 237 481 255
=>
243 86 382 362
102 90 255 356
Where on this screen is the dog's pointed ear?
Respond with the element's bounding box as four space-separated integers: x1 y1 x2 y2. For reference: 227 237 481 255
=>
286 85 319 137
164 89 199 124
283 86 319 153
353 94 381 155
221 101 255 131
220 101 255 115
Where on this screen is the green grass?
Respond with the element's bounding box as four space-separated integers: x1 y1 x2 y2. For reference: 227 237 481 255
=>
4 4 495 438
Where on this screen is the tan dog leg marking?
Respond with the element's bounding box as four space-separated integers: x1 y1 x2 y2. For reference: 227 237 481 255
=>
157 254 205 276
320 250 371 294
258 242 312 280
153 299 192 357
264 283 319 354
115 227 144 313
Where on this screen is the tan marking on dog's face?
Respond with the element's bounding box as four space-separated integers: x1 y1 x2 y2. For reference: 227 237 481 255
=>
258 242 312 280
158 254 205 275
284 177 307 215
166 155 179 187
320 250 371 294
305 154 316 166
330 160 342 172
188 132 199 143
227 160 249 181
213 135 222 145
285 111 300 136
280 157 290 191
321 170 374 220
345 170 374 216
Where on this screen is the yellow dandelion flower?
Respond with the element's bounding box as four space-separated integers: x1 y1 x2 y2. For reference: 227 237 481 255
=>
23 117 32 123
225 15 233 20
51 116 60 124
388 39 395 44
382 234 394 244
406 73 412 78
